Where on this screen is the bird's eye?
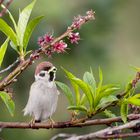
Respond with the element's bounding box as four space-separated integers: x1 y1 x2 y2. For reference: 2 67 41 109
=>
39 72 45 77
53 68 57 71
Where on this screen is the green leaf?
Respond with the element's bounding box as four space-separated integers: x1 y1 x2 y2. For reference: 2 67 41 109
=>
83 71 96 93
120 102 128 123
67 105 88 112
124 83 133 96
62 67 80 105
80 94 87 105
1 4 18 34
126 94 140 106
10 41 19 52
23 16 44 52
98 86 120 101
17 0 36 48
98 67 103 89
56 81 74 105
97 95 118 108
0 38 9 66
0 92 15 116
71 77 93 109
104 109 116 118
0 19 17 46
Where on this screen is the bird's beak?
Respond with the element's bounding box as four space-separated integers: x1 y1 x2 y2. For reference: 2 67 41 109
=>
48 66 57 73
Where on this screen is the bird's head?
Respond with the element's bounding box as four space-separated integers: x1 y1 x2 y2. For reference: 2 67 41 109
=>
35 61 57 82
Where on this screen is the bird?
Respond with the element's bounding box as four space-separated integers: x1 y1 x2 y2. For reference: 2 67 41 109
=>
23 61 59 123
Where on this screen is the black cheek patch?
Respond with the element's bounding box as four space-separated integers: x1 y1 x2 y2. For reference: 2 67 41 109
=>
39 73 45 77
49 71 54 81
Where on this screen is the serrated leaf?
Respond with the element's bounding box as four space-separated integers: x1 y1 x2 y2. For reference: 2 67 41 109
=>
0 92 15 116
121 102 128 123
23 16 44 52
0 19 17 46
83 71 96 93
97 95 118 109
62 67 80 105
67 105 88 112
56 81 74 105
17 0 36 48
0 38 9 66
71 77 93 109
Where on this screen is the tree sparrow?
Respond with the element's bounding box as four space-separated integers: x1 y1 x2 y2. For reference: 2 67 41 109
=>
24 61 59 123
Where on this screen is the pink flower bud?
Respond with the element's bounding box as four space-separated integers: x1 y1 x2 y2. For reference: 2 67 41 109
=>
37 37 45 46
53 40 67 53
44 34 54 44
68 32 80 44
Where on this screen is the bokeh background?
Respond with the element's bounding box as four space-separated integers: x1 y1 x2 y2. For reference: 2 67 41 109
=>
0 0 140 139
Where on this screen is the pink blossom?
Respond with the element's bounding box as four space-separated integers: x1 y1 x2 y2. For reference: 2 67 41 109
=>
68 32 80 44
53 40 67 53
71 10 95 29
37 37 45 46
44 34 54 43
38 34 54 47
45 48 53 57
72 15 84 29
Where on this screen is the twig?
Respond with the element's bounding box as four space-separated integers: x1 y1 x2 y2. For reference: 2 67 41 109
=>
0 0 4 5
66 119 140 140
0 0 13 17
50 133 76 140
96 132 140 139
0 114 139 129
0 58 20 74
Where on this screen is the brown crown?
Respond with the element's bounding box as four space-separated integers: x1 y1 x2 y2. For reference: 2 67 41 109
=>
35 61 53 75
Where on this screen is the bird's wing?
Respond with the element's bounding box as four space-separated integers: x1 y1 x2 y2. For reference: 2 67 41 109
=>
24 82 44 116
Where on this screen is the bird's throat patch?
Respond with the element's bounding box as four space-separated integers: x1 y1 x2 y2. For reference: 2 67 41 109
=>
49 71 54 81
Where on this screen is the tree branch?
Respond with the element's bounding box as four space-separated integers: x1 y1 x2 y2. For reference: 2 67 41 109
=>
66 118 140 140
0 114 139 129
0 10 95 91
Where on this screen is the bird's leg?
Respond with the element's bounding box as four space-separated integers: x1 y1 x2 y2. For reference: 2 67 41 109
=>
70 111 78 122
48 116 55 128
29 118 35 127
29 118 41 129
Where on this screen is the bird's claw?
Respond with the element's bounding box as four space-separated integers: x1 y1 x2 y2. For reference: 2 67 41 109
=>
29 118 35 128
49 117 55 128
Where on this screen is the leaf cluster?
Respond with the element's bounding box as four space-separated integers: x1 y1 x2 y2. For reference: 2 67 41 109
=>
56 67 119 117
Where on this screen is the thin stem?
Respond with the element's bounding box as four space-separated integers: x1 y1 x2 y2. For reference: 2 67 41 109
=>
0 0 13 17
0 58 20 74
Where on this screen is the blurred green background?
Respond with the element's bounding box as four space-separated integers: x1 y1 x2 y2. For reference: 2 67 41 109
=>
0 0 140 139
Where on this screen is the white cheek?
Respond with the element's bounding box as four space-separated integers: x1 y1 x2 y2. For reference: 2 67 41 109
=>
35 72 49 81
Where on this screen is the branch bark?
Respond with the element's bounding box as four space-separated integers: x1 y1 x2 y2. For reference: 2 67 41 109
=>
66 118 140 140
0 114 139 129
